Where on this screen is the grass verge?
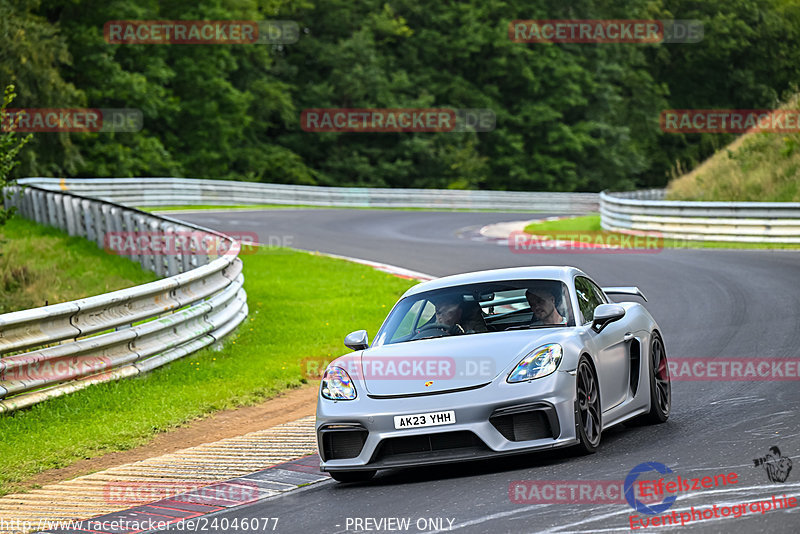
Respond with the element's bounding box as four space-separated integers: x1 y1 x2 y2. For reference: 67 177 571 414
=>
0 243 416 496
523 215 800 250
0 217 158 314
666 95 800 202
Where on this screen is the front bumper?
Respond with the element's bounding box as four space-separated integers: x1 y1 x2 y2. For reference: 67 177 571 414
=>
316 369 578 472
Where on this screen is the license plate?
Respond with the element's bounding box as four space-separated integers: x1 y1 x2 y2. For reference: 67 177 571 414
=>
393 410 456 429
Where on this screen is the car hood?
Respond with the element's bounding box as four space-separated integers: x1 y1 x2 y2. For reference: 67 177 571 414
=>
349 330 567 397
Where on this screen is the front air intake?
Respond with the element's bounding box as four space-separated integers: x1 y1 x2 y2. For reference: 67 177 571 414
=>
319 425 368 461
490 403 560 441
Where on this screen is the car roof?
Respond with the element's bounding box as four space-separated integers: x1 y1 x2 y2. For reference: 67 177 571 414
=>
401 266 587 299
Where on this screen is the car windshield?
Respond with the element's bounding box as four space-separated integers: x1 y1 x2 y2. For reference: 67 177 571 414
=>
372 279 575 346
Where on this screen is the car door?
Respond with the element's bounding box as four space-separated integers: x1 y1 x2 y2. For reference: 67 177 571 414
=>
575 277 629 411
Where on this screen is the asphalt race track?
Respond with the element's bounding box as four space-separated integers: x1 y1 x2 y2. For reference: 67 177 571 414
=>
166 209 800 533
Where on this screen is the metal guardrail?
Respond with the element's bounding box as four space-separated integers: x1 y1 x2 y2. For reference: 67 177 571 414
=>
16 177 600 213
0 184 247 413
601 190 800 243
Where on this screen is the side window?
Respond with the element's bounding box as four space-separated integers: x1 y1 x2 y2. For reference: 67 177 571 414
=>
588 280 608 305
575 277 602 324
419 301 436 325
390 300 425 342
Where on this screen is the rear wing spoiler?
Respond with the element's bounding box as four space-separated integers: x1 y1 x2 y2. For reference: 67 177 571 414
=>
601 286 647 302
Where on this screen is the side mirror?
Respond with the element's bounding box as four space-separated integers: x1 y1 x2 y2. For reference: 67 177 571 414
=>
591 304 625 333
344 330 369 351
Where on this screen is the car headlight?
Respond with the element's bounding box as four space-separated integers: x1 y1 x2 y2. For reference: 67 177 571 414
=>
321 366 357 400
507 344 563 383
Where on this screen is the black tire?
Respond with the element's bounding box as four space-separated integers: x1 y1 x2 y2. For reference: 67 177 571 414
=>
641 331 671 424
329 470 376 483
573 356 602 454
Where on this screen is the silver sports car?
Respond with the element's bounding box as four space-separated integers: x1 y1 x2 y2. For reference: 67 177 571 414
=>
316 266 671 482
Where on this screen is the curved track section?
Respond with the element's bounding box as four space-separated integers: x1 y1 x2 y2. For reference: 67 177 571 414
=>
166 208 800 534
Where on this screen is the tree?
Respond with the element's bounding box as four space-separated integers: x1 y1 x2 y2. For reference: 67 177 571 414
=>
0 84 33 226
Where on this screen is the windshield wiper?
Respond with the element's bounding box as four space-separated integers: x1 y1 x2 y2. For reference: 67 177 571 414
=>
504 324 561 331
409 335 444 341
406 331 480 342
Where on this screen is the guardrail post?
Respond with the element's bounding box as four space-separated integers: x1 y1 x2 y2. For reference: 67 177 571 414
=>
147 217 166 278
58 195 66 230
73 197 87 237
63 195 78 236
45 192 58 227
160 221 180 276
91 202 105 248
20 188 31 218
113 205 134 261
31 189 43 223
81 199 95 243
178 229 194 273
58 194 69 231
119 209 139 265
133 213 152 272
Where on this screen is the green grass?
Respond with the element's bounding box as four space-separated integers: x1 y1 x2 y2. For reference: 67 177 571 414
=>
523 215 800 250
0 244 416 496
666 95 800 202
0 217 158 314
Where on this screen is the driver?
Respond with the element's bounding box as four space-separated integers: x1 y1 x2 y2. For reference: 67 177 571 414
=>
525 283 566 325
432 294 466 334
430 294 487 334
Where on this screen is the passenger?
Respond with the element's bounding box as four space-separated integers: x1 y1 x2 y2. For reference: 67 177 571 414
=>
525 284 566 325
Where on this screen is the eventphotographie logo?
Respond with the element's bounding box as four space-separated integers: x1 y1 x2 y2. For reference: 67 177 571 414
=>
753 446 793 483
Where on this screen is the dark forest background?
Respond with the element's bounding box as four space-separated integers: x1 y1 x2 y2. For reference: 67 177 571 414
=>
3 0 799 191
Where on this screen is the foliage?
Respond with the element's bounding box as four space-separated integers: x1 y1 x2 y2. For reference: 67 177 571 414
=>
1 0 799 191
0 85 33 226
667 96 800 201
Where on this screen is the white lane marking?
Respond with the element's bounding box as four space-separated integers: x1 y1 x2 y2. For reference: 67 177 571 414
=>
304 250 436 281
